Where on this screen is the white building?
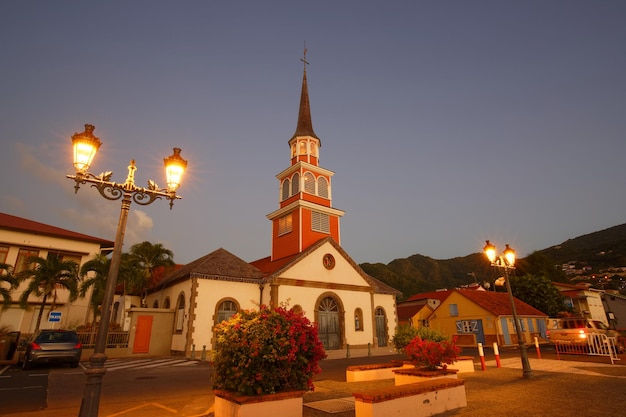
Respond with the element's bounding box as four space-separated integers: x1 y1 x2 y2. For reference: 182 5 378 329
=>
0 213 113 333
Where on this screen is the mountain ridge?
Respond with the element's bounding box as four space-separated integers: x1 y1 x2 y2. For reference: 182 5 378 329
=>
360 223 626 300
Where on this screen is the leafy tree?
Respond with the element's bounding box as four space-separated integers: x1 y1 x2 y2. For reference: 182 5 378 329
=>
0 263 18 309
127 242 175 303
509 274 565 317
79 253 111 323
118 252 146 295
17 254 80 332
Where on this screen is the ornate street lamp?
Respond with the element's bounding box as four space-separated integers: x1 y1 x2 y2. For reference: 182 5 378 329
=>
483 240 534 379
67 124 187 417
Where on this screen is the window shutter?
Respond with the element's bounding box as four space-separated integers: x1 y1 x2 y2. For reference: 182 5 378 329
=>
311 211 329 233
318 177 328 198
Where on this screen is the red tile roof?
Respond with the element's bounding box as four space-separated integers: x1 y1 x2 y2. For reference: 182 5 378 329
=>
405 290 453 303
397 303 432 321
0 212 114 247
456 289 547 316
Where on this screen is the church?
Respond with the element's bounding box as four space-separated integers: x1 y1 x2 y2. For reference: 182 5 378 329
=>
144 55 400 356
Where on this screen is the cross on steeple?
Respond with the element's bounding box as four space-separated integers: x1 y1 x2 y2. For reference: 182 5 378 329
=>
300 45 309 71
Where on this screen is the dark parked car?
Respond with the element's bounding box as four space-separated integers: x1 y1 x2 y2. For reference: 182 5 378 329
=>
21 329 82 369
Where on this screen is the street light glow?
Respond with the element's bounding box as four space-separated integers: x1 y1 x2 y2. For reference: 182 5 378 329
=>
66 124 186 417
71 124 101 173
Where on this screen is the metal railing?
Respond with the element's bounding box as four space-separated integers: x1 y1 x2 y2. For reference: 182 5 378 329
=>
554 334 621 364
76 331 129 349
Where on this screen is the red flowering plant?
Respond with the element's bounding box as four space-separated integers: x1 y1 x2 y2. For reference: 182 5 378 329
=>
405 336 461 371
212 304 326 396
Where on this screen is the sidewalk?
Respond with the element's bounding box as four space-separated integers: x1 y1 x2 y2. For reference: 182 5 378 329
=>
4 347 625 417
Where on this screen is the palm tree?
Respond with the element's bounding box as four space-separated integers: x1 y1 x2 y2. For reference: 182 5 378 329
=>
128 242 175 305
79 253 111 324
17 254 80 332
1 263 18 309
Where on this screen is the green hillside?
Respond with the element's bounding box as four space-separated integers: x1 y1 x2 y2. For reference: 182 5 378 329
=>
361 223 626 301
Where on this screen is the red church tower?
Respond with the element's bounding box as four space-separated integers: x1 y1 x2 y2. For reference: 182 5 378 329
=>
267 52 345 261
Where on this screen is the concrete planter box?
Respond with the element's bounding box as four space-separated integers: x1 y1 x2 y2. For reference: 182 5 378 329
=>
346 361 406 382
393 368 459 386
213 389 306 417
353 378 466 417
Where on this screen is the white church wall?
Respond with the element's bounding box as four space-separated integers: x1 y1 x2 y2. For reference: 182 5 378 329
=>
191 279 263 351
275 284 376 347
284 243 373 288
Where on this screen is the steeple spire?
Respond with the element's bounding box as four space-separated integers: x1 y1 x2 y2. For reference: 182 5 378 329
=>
292 48 318 140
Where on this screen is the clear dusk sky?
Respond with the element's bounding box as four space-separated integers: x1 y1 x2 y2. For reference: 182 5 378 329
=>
1 1 625 266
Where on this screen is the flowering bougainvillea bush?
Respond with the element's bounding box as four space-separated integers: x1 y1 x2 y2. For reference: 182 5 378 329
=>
405 336 461 371
212 304 326 396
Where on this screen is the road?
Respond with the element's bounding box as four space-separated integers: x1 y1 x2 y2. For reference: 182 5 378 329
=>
0 346 623 416
0 358 213 415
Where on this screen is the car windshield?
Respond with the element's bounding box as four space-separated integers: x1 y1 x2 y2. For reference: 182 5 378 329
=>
593 321 609 330
36 331 77 343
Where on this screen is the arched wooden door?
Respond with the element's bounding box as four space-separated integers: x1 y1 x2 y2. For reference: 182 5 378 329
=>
375 307 388 347
318 297 340 350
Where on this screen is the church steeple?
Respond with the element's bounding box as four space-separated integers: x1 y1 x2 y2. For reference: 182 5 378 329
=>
291 50 318 141
268 50 344 261
288 49 322 167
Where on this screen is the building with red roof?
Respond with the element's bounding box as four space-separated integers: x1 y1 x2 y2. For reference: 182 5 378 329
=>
0 212 114 334
398 288 548 347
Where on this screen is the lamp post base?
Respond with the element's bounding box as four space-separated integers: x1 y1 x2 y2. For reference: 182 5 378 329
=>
518 343 534 379
78 353 108 417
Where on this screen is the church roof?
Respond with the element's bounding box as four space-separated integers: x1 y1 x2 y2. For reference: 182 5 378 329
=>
155 248 263 288
251 237 401 296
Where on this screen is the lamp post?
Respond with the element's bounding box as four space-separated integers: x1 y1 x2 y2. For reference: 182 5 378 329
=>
483 240 534 379
67 124 187 417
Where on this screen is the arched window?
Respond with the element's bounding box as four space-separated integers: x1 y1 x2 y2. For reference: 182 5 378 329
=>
303 172 315 194
318 177 329 198
164 297 170 309
354 308 364 331
292 172 300 194
281 178 290 201
217 300 239 323
299 140 307 155
320 297 339 312
152 300 159 308
174 293 185 333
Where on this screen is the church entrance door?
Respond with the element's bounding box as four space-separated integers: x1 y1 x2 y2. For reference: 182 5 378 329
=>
318 297 340 350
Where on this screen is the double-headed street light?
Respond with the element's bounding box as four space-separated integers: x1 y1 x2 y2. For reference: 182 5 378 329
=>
483 240 534 379
67 124 187 417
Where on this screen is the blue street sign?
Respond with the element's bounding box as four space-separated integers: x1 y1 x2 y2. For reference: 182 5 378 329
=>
48 311 62 322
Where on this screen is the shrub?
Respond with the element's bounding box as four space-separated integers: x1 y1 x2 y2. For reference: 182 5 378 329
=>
212 304 326 396
405 336 461 371
392 325 449 351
